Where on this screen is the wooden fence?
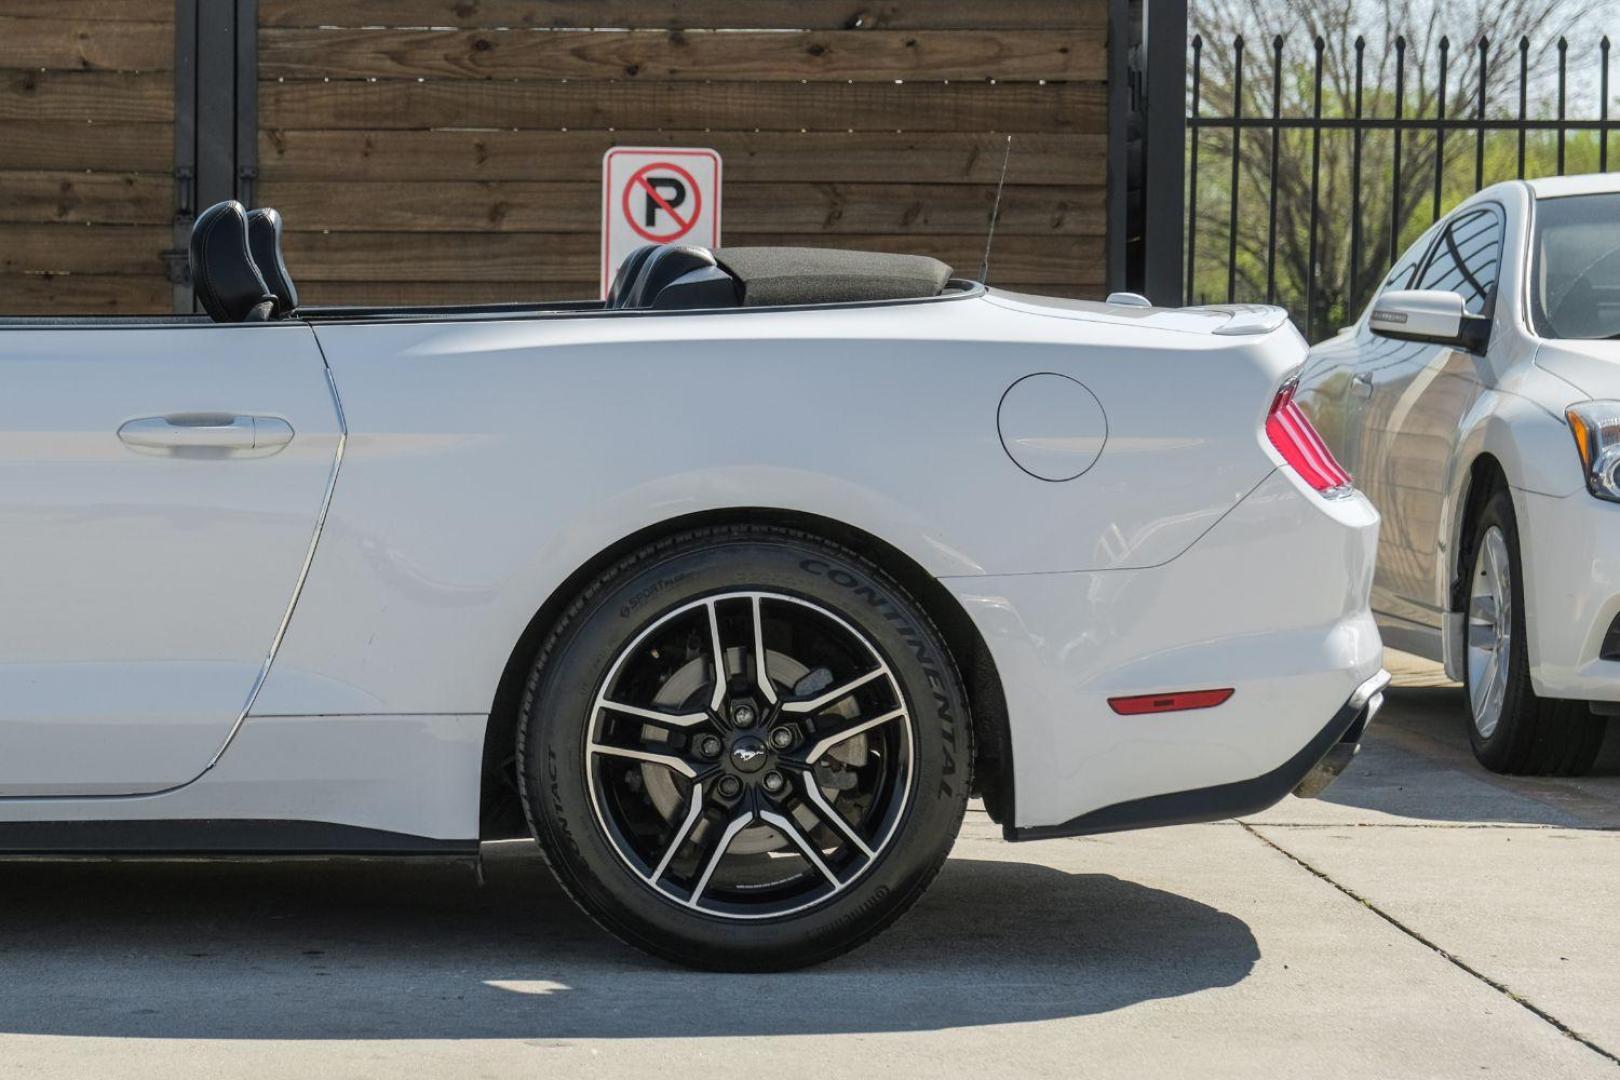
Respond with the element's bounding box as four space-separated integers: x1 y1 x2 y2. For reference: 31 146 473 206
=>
1 1 1109 313
0 1 176 314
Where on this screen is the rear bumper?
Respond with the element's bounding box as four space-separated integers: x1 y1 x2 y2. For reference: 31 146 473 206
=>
1011 670 1389 840
946 467 1384 834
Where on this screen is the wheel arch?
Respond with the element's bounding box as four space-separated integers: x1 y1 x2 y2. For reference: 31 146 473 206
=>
477 508 1013 839
1449 453 1511 615
1439 452 1511 679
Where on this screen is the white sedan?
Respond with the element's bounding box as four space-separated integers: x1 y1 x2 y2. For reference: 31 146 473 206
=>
1301 174 1620 776
0 200 1385 969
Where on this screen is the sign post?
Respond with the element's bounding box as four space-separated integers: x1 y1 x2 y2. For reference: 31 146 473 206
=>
601 147 722 298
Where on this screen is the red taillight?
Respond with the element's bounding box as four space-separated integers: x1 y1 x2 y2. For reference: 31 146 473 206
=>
1266 379 1351 493
1108 688 1235 715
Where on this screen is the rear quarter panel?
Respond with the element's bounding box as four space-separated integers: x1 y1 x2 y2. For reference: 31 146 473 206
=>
256 296 1303 716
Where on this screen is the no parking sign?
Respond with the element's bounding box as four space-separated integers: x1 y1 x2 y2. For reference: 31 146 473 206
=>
601 147 722 298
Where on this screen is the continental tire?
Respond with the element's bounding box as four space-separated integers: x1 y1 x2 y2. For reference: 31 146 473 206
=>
517 524 972 970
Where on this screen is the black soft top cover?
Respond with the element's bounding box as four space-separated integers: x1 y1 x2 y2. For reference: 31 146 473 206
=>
714 247 954 307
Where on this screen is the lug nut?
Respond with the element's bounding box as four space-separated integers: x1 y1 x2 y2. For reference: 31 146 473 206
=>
768 727 794 750
696 734 723 758
731 703 757 728
717 775 743 798
762 771 785 794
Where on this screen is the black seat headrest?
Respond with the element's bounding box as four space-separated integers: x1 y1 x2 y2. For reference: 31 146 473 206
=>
606 244 660 308
625 246 714 307
246 207 298 317
189 201 276 323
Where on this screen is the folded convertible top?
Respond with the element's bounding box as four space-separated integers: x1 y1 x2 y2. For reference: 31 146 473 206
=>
714 247 954 307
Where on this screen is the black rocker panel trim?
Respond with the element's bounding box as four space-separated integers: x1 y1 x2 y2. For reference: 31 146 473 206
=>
0 819 478 857
1008 688 1372 841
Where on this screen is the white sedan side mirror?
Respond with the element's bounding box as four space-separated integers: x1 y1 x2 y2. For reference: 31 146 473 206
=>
1368 289 1491 353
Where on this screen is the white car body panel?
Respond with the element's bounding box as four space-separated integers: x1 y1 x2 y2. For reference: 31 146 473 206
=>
253 296 1300 718
1 286 1382 843
0 324 341 796
1300 175 1620 700
950 467 1381 827
0 714 484 841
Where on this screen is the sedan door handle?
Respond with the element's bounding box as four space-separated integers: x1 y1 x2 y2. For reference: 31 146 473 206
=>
117 414 295 453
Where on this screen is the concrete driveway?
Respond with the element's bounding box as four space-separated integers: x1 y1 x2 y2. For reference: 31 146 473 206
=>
2 652 1617 1079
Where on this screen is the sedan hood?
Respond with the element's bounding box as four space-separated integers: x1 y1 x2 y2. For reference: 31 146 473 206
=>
1536 339 1620 397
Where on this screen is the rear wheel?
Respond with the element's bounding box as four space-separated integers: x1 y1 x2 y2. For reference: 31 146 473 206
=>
1463 489 1604 775
517 525 971 970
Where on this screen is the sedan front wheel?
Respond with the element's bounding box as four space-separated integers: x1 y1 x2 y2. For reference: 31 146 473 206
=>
1464 488 1604 775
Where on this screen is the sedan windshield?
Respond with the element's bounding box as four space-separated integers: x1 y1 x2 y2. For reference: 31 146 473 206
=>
1532 192 1620 339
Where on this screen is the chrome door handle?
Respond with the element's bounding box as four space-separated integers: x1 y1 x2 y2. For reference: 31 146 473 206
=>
117 414 295 452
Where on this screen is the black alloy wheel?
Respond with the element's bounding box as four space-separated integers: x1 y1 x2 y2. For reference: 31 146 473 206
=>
517 525 971 970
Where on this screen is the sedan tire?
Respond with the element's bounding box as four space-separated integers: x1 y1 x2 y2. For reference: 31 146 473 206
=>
1464 488 1605 776
517 524 972 970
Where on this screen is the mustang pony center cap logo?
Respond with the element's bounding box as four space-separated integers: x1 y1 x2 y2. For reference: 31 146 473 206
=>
729 737 768 773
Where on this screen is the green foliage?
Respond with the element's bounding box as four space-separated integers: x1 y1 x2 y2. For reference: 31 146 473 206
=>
1186 0 1617 339
1189 123 1615 335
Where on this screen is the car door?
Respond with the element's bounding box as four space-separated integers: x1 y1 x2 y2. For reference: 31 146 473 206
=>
1360 204 1506 633
0 321 341 796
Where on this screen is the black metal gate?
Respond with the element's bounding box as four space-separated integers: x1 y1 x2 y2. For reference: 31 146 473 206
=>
1150 32 1616 337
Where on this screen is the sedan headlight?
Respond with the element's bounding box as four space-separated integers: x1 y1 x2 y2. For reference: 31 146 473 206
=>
1566 401 1620 502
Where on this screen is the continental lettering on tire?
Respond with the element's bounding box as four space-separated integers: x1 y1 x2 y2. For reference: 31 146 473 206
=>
800 556 959 792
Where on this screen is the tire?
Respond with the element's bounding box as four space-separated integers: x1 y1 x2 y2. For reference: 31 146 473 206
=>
1462 488 1605 775
517 524 972 970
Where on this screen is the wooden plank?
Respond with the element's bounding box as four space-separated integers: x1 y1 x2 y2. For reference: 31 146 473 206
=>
282 230 1100 283
258 129 1103 185
0 121 171 172
0 273 169 314
0 15 171 72
260 27 1098 82
0 171 171 225
297 279 1105 306
0 71 172 122
279 279 1102 306
0 224 172 274
261 0 1106 31
261 79 1106 132
299 280 599 305
0 1 172 21
260 179 1103 235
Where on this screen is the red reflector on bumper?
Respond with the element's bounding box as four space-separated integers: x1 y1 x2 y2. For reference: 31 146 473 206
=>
1108 688 1235 715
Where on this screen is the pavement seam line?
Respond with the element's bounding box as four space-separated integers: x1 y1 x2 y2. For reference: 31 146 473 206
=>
1238 821 1620 1069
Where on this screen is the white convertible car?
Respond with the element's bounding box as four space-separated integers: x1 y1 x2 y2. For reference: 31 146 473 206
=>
0 200 1385 969
1301 174 1620 777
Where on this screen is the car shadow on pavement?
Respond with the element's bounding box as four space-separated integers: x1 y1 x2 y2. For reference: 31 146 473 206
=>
0 847 1258 1040
1315 686 1620 827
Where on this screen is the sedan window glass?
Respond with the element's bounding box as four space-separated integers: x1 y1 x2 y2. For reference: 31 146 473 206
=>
1380 223 1439 296
1414 207 1504 316
1532 193 1620 340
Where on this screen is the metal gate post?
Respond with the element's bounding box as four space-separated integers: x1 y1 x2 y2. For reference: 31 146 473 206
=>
1139 0 1188 306
169 0 197 312
1105 0 1131 294
171 0 258 311
236 0 259 210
